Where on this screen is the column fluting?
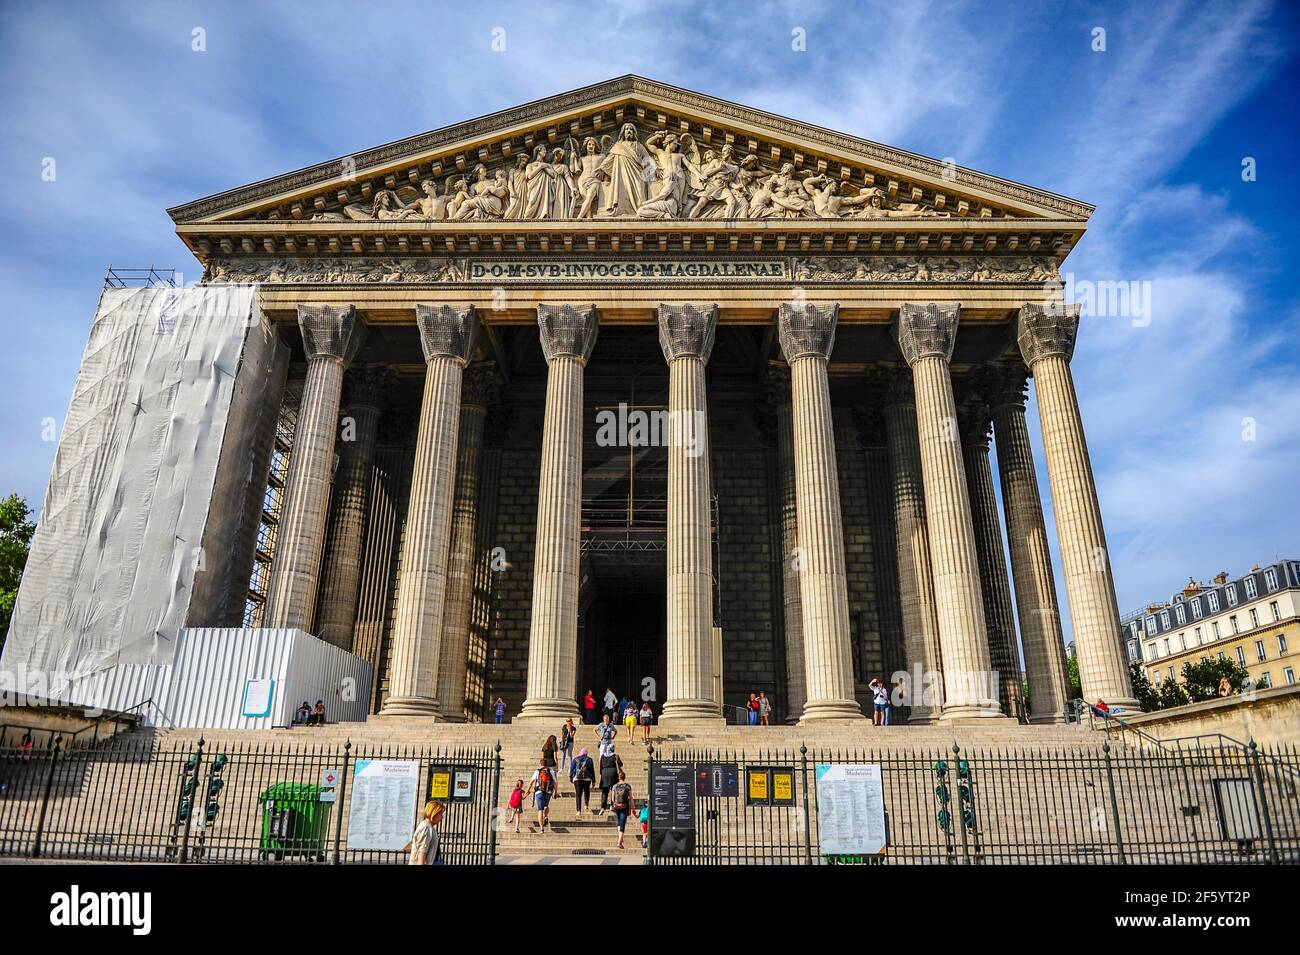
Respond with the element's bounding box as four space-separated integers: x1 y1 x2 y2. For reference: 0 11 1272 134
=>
896 303 1001 719
767 366 806 723
264 304 365 632
778 303 864 722
1018 304 1137 708
658 304 721 723
518 304 599 722
380 304 480 717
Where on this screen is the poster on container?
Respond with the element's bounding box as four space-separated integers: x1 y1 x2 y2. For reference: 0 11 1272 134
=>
815 763 887 857
347 760 421 851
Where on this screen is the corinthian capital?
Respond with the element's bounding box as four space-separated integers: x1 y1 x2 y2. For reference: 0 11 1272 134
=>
1017 303 1081 366
462 364 503 410
298 304 365 364
415 304 480 364
537 304 599 363
895 302 959 366
778 302 838 361
342 366 396 412
657 304 717 363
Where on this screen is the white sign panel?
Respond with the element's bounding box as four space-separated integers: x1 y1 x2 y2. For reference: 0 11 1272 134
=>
346 760 421 851
241 678 274 718
815 764 887 856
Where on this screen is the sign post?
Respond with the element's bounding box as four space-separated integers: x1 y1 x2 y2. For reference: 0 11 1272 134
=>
815 763 888 861
649 763 696 858
346 760 421 852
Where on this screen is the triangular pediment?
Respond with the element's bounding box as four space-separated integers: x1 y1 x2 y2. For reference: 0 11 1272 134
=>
168 76 1091 229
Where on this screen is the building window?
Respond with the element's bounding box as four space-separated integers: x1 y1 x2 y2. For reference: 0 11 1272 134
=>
1258 672 1272 688
1256 640 1267 662
1180 632 1189 651
1218 651 1226 661
1249 608 1259 629
1174 604 1186 625
1230 615 1239 634
1285 668 1295 686
1236 646 1246 666
1168 666 1175 681
1265 567 1279 591
1146 643 1158 660
1153 670 1162 685
1271 601 1282 622
1212 621 1221 639
1160 609 1170 629
1208 591 1220 612
1280 634 1289 654
1244 576 1257 599
1144 615 1157 635
1226 584 1238 606
1163 638 1171 656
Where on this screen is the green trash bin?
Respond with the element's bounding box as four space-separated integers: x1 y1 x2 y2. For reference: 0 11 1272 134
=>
257 782 332 862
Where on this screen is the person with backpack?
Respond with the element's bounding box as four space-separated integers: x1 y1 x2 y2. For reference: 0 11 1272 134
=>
507 779 525 833
570 746 596 816
526 758 557 832
609 771 635 849
597 744 624 814
559 718 576 771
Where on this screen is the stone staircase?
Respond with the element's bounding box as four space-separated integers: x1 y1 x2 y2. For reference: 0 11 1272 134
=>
147 719 1103 860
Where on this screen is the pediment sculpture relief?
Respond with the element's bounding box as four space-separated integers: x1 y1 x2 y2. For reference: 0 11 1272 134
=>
305 126 968 224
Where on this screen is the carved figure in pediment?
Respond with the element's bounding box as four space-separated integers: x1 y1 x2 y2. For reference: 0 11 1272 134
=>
597 123 656 217
523 144 554 219
547 146 578 220
444 176 472 220
503 153 530 219
636 131 700 219
569 136 608 219
686 143 742 219
801 175 873 218
412 179 449 220
452 164 509 220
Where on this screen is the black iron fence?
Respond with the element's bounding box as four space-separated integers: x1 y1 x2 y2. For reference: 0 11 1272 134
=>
649 740 1300 865
0 736 501 864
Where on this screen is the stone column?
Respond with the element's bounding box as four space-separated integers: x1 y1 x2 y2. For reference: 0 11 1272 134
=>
315 367 393 650
880 371 943 723
766 366 806 724
435 365 501 721
989 368 1070 723
959 401 1023 719
380 304 480 717
1018 304 1137 708
658 304 722 723
895 303 1001 719
777 303 863 722
518 304 599 722
264 304 365 632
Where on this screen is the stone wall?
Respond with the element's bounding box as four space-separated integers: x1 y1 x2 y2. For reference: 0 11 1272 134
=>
1116 684 1300 750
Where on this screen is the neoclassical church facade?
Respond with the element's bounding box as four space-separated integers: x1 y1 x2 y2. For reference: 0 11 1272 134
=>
45 76 1135 725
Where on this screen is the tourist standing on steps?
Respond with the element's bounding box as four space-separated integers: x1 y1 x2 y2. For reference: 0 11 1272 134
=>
623 700 638 741
746 693 760 726
570 747 595 816
559 718 576 771
609 771 634 849
603 687 618 724
597 744 624 814
526 758 557 832
583 690 597 724
595 712 618 754
541 734 559 780
870 678 890 726
493 697 507 724
639 701 654 743
758 691 772 726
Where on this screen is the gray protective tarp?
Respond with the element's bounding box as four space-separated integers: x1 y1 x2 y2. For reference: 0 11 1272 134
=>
2 285 284 700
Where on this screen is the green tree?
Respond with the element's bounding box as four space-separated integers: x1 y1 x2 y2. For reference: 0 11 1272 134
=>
1180 657 1250 703
1157 677 1189 709
0 494 36 649
1066 655 1082 700
1128 661 1159 712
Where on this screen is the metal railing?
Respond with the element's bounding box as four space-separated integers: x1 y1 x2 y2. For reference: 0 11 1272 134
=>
645 739 1300 865
0 736 502 865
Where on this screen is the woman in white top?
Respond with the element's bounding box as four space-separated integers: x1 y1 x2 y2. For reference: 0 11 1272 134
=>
407 800 446 865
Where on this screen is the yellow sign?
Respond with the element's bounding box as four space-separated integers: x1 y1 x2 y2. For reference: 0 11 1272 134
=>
773 771 794 803
748 770 769 802
428 770 451 800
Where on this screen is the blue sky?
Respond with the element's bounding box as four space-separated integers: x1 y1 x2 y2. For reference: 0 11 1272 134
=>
1 0 1297 638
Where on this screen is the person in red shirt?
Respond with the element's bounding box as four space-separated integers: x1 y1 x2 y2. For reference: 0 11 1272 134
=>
583 690 597 724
